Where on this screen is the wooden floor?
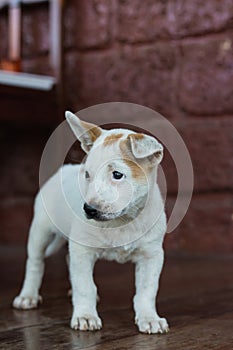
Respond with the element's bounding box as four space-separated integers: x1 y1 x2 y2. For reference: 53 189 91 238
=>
0 246 232 350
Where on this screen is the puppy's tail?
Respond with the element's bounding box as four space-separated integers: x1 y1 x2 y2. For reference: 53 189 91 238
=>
45 235 66 258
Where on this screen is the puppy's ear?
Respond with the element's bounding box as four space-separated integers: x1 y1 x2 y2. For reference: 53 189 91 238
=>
65 111 102 153
128 133 163 163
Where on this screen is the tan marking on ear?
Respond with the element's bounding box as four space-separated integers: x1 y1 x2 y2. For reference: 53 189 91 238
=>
123 159 146 181
129 133 144 141
119 137 132 159
80 121 102 143
103 133 124 146
120 137 157 181
120 139 146 182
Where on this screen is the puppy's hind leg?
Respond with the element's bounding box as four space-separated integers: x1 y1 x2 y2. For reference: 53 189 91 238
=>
13 215 53 310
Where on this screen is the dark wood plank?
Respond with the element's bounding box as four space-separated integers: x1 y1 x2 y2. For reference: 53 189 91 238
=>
84 313 233 350
0 246 232 349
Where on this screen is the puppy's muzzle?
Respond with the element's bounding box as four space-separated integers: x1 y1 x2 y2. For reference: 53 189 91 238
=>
83 203 99 220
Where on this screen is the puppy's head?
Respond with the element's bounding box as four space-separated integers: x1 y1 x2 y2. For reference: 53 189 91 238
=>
66 111 163 222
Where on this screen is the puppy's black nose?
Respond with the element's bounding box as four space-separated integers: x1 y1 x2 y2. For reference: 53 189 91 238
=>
83 203 98 219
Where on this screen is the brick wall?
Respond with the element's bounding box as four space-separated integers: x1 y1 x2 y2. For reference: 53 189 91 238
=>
0 0 232 255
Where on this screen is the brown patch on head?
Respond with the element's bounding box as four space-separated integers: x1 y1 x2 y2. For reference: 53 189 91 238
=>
120 138 147 182
123 159 146 181
103 133 124 146
80 121 102 143
120 137 132 160
120 135 157 182
131 133 144 141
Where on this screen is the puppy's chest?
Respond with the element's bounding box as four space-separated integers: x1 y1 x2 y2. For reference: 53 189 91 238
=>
98 244 137 263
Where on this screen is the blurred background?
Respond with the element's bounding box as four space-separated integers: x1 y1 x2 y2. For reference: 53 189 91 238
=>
0 0 232 256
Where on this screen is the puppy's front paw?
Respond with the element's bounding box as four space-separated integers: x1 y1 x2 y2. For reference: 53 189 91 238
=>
12 295 42 310
135 316 169 334
71 313 102 331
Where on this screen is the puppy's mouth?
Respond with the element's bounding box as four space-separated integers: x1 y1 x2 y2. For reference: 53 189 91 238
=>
85 212 121 221
84 205 125 222
89 215 109 222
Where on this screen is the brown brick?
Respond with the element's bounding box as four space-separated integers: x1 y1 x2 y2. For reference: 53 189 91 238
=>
179 33 233 115
118 0 233 43
64 51 82 110
118 0 176 43
1 0 113 59
77 43 178 118
6 0 112 57
165 193 233 255
158 117 233 194
0 126 50 198
64 0 113 49
180 118 233 192
175 0 233 37
22 56 51 75
0 3 49 59
0 197 33 244
0 10 8 60
22 3 49 58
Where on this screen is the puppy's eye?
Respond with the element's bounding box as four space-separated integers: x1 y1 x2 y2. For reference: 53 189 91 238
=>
112 171 124 180
85 171 90 180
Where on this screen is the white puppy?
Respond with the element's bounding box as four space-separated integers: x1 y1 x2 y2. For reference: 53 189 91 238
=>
13 111 169 334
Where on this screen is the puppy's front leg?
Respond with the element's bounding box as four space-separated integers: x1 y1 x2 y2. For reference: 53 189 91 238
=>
134 248 169 334
69 241 102 331
13 217 53 309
